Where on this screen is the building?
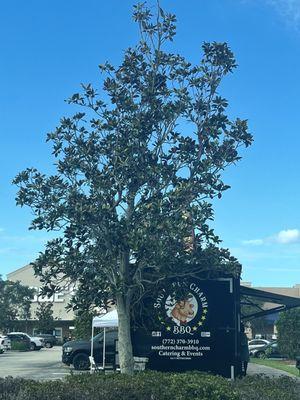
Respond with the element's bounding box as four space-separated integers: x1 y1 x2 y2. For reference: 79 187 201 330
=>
7 264 76 342
241 281 300 296
241 281 300 339
7 264 300 342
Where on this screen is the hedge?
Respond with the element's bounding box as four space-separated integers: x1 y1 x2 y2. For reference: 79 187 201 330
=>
10 342 29 351
233 375 300 400
0 372 299 400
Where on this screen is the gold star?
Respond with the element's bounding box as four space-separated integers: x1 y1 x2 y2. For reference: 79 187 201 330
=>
198 321 203 326
166 326 171 331
201 316 206 321
203 309 208 314
192 326 197 331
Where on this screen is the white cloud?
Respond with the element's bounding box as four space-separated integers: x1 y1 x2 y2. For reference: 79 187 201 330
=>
242 1 300 30
266 0 300 29
242 239 264 246
275 229 300 244
243 228 300 246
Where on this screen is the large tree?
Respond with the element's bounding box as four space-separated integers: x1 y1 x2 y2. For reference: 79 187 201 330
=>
0 276 34 333
14 3 252 373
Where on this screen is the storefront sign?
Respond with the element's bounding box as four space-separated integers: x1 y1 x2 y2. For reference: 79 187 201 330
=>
30 284 77 303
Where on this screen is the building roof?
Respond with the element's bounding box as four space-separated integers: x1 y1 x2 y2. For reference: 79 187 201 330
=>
7 264 33 279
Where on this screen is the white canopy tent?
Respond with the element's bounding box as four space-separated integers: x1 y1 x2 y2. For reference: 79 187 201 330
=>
90 310 119 372
93 309 118 328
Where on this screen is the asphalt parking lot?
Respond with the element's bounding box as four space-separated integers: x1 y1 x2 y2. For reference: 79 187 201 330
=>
0 347 72 380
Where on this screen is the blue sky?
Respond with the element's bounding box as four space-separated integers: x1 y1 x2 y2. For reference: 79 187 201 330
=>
1 0 300 287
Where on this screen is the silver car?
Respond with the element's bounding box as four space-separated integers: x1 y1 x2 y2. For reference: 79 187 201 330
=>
248 339 272 353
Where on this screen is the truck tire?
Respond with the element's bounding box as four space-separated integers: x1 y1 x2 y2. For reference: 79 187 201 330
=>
256 351 266 359
73 353 90 370
30 342 36 351
45 342 53 348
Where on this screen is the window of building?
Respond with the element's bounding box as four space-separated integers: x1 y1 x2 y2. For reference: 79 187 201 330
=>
54 328 63 341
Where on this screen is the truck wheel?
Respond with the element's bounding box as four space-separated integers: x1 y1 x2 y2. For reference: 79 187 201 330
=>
45 342 53 348
30 342 36 351
73 353 90 370
256 351 266 359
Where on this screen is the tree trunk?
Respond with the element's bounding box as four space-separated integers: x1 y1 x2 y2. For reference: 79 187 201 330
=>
116 295 135 374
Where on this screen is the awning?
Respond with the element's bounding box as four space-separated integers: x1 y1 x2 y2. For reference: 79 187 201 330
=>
92 309 118 328
240 286 300 320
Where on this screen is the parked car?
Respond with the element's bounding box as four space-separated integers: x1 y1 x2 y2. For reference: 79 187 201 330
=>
248 339 272 351
0 335 11 351
62 329 118 370
252 342 286 359
7 332 44 351
36 334 57 348
6 333 31 350
0 341 5 354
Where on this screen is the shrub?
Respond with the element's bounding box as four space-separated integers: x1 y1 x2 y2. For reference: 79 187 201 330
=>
233 375 300 400
0 377 33 400
0 372 237 400
0 372 299 400
11 341 29 351
276 309 300 359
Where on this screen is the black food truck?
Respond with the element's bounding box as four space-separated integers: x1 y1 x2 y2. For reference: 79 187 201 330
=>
132 276 300 378
132 277 242 378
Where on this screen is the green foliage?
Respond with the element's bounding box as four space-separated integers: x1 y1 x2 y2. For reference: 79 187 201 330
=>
276 308 300 359
11 341 29 351
0 377 30 400
13 1 251 311
264 345 273 358
73 311 96 340
233 375 300 400
1 373 300 400
0 276 35 333
34 302 55 334
0 372 238 400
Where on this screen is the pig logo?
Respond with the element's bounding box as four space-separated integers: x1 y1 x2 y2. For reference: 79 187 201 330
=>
166 294 198 326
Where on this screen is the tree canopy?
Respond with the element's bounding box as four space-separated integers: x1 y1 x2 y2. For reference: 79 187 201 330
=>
277 308 300 359
14 2 252 372
0 276 34 333
34 302 55 334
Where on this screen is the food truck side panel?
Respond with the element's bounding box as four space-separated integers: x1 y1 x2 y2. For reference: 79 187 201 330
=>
132 278 241 378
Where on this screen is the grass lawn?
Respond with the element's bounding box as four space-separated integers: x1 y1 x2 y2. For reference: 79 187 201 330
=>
250 357 300 377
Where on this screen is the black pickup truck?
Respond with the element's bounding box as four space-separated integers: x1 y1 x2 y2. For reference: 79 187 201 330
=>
62 329 118 370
